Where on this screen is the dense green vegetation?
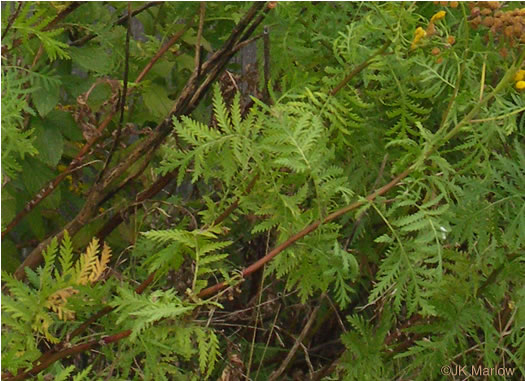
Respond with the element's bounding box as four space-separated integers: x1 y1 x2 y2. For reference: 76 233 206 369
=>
2 1 524 380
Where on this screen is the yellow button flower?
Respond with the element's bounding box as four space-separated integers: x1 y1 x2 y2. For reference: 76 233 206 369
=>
514 70 525 82
411 27 427 50
430 11 446 23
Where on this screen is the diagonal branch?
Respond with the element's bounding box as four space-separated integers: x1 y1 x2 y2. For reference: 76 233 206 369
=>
262 25 271 104
330 39 392 96
1 2 23 42
31 272 157 371
44 2 86 31
232 33 264 54
97 2 133 182
198 167 412 298
2 20 191 239
194 2 206 77
3 330 132 381
11 171 259 380
7 164 406 380
2 112 115 239
135 22 191 83
207 174 259 227
72 173 258 344
12 1 269 281
268 294 325 381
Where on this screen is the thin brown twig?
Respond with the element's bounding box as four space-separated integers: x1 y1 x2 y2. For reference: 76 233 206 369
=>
44 2 85 32
255 303 282 379
135 23 191 83
2 111 115 240
330 39 392 96
262 25 271 104
206 173 259 228
231 33 263 54
239 4 271 45
198 167 412 298
2 2 23 42
477 253 518 297
99 145 157 206
96 170 175 241
194 3 206 78
4 330 132 381
268 294 325 381
309 353 343 381
198 2 266 75
97 2 132 182
30 44 44 69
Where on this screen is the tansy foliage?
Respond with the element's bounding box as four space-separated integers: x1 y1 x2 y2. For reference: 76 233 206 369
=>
2 2 525 380
158 2 524 379
7 2 70 61
1 67 38 179
2 232 111 370
142 224 233 294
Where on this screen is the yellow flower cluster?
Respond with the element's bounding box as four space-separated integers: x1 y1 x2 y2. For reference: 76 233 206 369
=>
411 11 447 50
411 27 427 50
430 11 447 23
514 69 525 91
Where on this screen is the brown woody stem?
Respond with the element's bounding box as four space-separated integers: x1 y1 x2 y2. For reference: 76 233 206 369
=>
198 167 412 298
2 17 191 240
330 39 392 96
